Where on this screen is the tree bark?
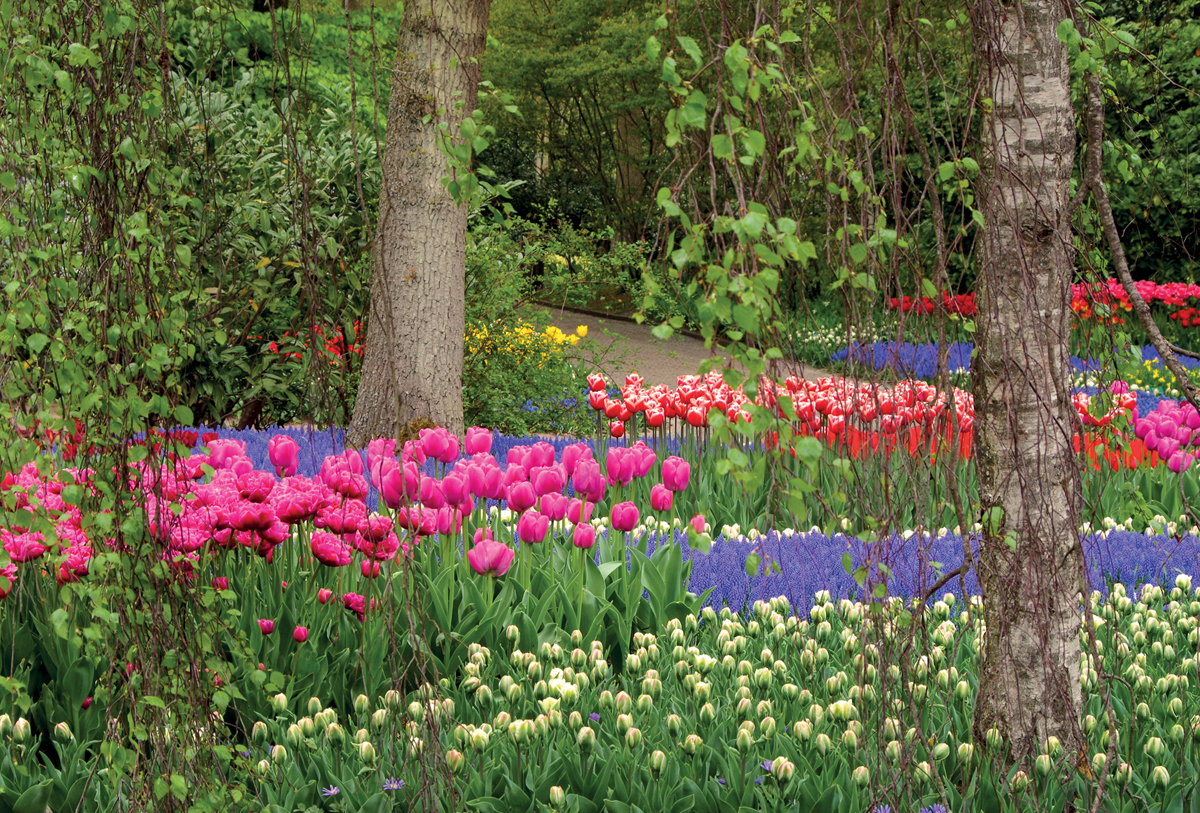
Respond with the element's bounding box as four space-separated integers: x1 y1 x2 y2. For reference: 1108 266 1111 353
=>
969 0 1084 761
347 0 490 445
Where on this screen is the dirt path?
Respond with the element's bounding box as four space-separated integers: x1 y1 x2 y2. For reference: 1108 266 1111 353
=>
535 305 835 388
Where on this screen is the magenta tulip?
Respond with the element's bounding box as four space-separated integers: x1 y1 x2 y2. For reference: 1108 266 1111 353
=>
293 626 309 643
380 462 419 509
566 498 593 525
533 466 565 496
442 471 469 506
611 501 639 532
541 492 569 522
572 523 596 550
268 435 300 477
517 510 550 544
507 481 537 513
690 513 707 535
465 427 492 455
662 456 692 492
650 484 674 512
318 588 333 604
419 477 446 510
561 443 590 477
467 534 515 577
258 619 275 635
229 501 278 532
311 531 353 567
212 577 229 591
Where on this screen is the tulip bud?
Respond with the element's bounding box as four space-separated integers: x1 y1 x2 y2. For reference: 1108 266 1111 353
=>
270 693 288 713
681 733 703 756
1011 770 1028 793
1144 736 1167 759
914 761 932 783
760 716 776 739
470 728 490 752
271 744 288 764
650 749 667 776
985 727 1002 750
815 733 832 756
1035 754 1053 777
886 740 902 763
285 724 303 748
625 727 643 749
932 741 949 761
357 741 376 765
577 726 596 751
842 729 858 750
1153 765 1171 790
852 765 870 787
255 758 271 776
53 722 73 744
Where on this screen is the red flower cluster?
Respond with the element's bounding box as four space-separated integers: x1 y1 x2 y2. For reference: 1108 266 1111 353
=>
887 279 1200 329
266 321 364 361
887 293 976 316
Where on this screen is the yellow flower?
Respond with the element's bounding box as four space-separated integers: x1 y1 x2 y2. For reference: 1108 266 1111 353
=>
576 325 588 338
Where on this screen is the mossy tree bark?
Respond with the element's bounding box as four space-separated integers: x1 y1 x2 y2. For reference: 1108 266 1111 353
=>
347 0 491 444
969 0 1084 762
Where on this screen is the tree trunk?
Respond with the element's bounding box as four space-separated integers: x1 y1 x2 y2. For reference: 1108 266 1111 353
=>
346 0 490 445
969 0 1083 761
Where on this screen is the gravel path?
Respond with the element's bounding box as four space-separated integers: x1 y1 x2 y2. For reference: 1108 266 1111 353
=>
536 305 835 388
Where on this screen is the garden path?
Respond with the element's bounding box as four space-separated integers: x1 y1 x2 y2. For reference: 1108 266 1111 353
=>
537 305 835 387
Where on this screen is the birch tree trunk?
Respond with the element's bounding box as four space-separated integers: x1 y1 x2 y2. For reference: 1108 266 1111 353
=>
969 0 1084 760
347 0 491 444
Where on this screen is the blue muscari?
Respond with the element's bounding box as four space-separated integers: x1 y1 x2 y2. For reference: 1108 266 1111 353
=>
171 427 1200 615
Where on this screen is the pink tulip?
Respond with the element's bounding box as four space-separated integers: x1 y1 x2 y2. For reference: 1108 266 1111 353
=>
401 439 426 467
690 513 707 534
530 442 556 469
561 443 590 477
271 476 330 524
315 500 367 535
268 435 300 477
533 466 565 496
229 501 278 532
208 438 247 470
504 464 529 489
442 471 469 506
662 456 692 492
566 498 593 525
572 523 596 550
420 427 460 464
318 588 333 604
237 471 276 503
629 442 657 478
517 510 550 544
465 427 492 456
361 560 382 578
1168 451 1194 474
480 465 504 500
258 619 275 635
507 447 529 468
368 451 398 491
541 492 568 522
572 460 603 499
380 462 420 509
212 577 229 591
507 481 537 513
293 626 308 643
311 531 353 567
435 506 462 536
467 534 515 577
1145 430 1160 451
419 477 446 510
611 501 639 532
650 484 674 512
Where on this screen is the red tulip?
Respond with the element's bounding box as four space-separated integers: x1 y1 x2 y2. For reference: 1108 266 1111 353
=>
587 373 607 392
293 625 309 643
318 588 334 604
609 421 625 439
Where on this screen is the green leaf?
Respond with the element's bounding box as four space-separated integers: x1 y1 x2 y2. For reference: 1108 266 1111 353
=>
12 782 53 813
920 277 939 299
26 333 50 355
841 552 853 575
67 43 100 68
744 554 760 577
359 792 394 813
848 243 868 264
0 172 15 191
677 35 703 66
174 405 194 426
175 244 191 268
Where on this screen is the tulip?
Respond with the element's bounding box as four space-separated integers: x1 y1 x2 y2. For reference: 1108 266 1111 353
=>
465 427 492 456
572 523 596 550
533 467 565 496
311 531 353 567
258 619 275 635
212 577 229 591
561 443 589 476
587 373 606 392
380 462 420 509
609 421 625 438
517 510 550 544
293 626 309 643
541 492 568 521
467 535 515 578
611 501 639 533
318 587 333 604
690 514 707 534
662 456 691 492
650 484 673 512
507 481 537 513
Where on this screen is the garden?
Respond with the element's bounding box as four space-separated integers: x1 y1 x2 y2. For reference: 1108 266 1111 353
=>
6 0 1200 811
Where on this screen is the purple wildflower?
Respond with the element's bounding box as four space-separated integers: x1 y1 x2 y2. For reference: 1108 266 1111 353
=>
383 777 406 791
589 712 601 722
320 786 340 797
